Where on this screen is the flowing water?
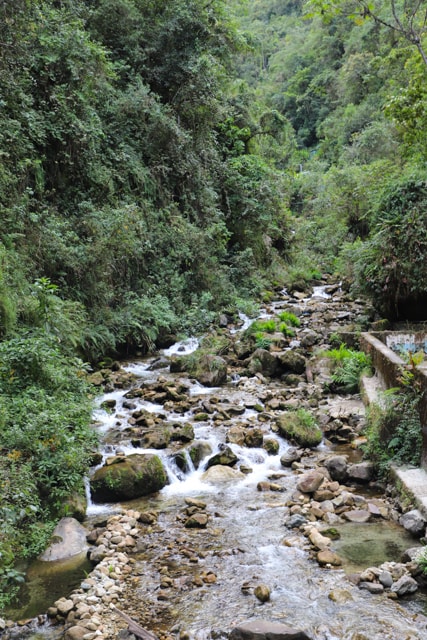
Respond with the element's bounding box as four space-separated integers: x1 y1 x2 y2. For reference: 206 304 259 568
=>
6 286 427 639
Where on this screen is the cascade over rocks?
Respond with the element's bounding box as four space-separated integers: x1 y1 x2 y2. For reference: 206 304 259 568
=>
6 283 427 640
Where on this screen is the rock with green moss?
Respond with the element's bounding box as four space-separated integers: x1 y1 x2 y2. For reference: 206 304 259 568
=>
90 453 168 502
276 409 323 448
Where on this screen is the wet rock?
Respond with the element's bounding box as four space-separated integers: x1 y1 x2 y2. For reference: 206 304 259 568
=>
201 465 245 484
280 447 302 467
184 513 208 528
317 549 342 566
188 441 212 468
227 426 246 446
399 509 427 536
206 445 238 468
245 428 264 448
328 588 353 603
263 438 279 455
230 619 312 640
254 584 271 602
285 514 308 529
90 453 168 502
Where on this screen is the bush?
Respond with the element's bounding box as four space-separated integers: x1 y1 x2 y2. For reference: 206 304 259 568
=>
363 386 422 477
323 343 371 393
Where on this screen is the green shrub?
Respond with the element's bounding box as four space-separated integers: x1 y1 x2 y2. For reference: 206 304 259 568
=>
323 344 371 393
278 311 301 327
363 387 422 476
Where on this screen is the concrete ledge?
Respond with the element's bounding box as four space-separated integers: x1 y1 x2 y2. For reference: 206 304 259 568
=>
390 466 427 520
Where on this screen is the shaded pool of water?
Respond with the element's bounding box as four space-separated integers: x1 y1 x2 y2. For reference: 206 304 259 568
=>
332 520 422 574
4 554 92 621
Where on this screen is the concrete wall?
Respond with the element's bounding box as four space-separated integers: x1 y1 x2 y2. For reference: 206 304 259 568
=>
360 332 427 469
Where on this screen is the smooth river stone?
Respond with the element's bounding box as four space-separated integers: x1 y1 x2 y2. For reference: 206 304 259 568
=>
230 619 312 640
343 509 371 523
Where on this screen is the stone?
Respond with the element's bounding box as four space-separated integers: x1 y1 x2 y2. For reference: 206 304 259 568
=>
343 510 371 523
347 462 374 483
201 465 245 484
230 619 312 640
277 351 306 375
245 428 264 448
285 514 308 529
308 528 332 550
317 549 342 566
297 472 324 494
399 509 427 537
196 355 228 387
249 349 280 378
65 627 88 640
55 598 75 616
90 453 168 502
184 513 208 528
359 582 384 594
324 455 348 482
378 571 393 588
280 448 302 467
206 445 238 468
391 575 418 596
39 518 88 561
254 584 271 602
276 412 322 448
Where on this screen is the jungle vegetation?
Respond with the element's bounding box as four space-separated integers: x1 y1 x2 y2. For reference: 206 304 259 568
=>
1 0 426 607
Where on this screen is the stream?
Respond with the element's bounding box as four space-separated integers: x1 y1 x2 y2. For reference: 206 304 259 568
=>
4 285 427 640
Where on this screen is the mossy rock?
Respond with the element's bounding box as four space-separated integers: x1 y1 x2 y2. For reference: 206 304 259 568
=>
276 410 323 448
90 453 168 502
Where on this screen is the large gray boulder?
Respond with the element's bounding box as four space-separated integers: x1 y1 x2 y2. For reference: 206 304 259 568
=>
196 354 228 387
230 619 312 640
399 509 427 537
39 518 88 561
90 453 168 502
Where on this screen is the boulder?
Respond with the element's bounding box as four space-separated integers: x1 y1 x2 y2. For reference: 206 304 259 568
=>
196 354 228 387
297 472 325 494
280 447 302 467
277 351 306 375
276 411 322 448
90 453 168 502
230 619 312 640
248 349 280 377
399 509 426 537
39 518 88 562
206 445 238 468
391 575 418 596
245 428 264 448
188 441 213 468
201 466 245 484
347 462 374 483
324 455 348 482
254 584 271 602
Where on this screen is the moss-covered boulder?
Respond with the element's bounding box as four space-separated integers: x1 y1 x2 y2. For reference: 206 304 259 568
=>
90 453 168 502
206 445 238 468
276 409 323 448
248 348 279 377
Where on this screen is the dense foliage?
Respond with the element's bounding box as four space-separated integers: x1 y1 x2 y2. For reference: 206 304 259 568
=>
2 0 427 611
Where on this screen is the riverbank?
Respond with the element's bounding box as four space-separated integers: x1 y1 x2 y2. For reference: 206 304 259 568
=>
2 283 427 640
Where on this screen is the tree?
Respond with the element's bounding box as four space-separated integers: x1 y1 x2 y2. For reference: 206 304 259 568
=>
305 0 427 67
